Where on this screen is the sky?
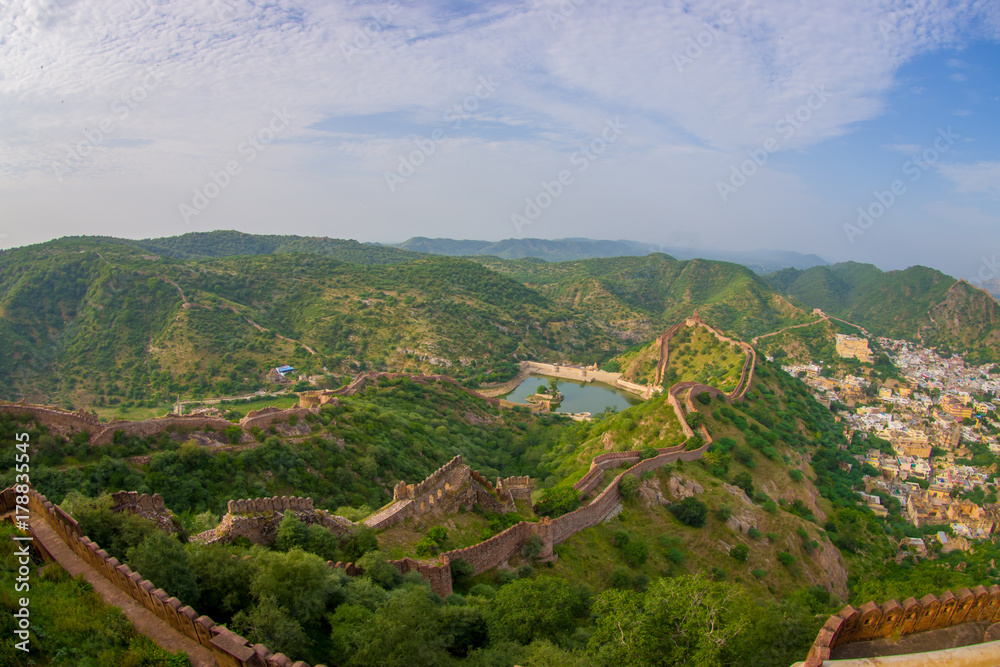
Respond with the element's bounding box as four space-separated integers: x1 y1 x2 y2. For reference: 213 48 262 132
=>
0 0 998 281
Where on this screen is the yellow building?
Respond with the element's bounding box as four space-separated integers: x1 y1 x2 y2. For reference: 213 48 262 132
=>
943 396 974 420
835 334 874 363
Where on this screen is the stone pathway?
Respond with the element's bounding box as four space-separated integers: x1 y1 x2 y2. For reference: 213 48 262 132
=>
28 517 217 667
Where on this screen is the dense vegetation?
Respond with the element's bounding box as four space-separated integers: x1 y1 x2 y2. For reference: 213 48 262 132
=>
765 262 1000 364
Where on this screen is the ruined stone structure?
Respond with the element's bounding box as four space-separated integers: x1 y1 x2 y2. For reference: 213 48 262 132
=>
802 588 1000 666
363 455 518 531
193 495 352 546
298 391 339 409
111 491 181 534
2 486 327 667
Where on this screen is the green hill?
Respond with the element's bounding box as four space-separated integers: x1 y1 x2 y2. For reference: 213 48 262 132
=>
765 262 1000 363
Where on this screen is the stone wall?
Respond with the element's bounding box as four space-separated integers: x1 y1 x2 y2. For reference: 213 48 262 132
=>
0 402 100 433
804 587 1000 666
1 399 319 449
238 406 314 432
496 476 532 501
194 495 352 546
11 486 328 667
440 521 532 576
111 491 180 534
366 455 517 531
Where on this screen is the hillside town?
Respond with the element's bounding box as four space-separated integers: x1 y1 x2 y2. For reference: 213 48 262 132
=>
779 334 1000 555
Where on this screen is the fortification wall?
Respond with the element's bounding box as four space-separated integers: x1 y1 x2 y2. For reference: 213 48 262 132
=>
238 406 314 432
111 491 179 533
803 587 1000 666
441 521 532 575
497 476 532 501
196 495 350 546
12 486 325 667
0 402 100 431
90 415 232 447
573 468 605 495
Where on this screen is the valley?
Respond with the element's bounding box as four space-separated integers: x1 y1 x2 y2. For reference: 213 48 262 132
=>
3 233 1000 667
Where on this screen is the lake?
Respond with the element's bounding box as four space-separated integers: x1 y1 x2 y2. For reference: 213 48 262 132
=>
502 374 642 415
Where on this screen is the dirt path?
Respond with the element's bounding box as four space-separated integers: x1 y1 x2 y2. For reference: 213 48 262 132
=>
28 517 217 667
751 314 829 346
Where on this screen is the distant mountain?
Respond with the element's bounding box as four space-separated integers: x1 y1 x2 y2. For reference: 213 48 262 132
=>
392 237 828 273
0 236 811 405
765 262 1000 364
60 231 424 264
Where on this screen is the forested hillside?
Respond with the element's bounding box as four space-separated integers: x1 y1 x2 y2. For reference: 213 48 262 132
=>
765 262 1000 363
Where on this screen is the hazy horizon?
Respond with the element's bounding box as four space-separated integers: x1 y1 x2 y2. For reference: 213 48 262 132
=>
1 1 998 282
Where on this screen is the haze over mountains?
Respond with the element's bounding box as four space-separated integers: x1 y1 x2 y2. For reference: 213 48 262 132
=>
392 237 830 275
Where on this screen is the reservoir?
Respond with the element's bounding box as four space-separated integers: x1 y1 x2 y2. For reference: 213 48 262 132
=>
502 374 642 415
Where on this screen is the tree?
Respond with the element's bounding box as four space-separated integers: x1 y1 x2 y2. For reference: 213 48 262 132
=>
251 548 336 625
275 513 309 551
730 544 749 562
231 596 312 658
489 577 581 645
588 574 755 667
186 543 254 622
348 588 451 667
669 497 708 527
126 532 199 605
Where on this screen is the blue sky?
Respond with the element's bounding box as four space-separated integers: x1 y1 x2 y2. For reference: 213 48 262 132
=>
0 0 998 281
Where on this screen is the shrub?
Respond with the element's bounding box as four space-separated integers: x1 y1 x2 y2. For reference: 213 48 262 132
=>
427 526 449 546
415 536 439 556
612 529 631 547
619 474 640 499
521 534 543 560
789 469 804 482
669 497 708 528
766 532 779 542
730 545 749 562
763 500 778 514
225 425 242 444
640 448 659 460
747 527 763 540
450 558 475 590
610 568 633 589
696 391 712 405
777 551 795 567
623 540 649 566
732 471 754 498
534 487 580 518
751 568 767 580
710 567 727 581
715 506 732 522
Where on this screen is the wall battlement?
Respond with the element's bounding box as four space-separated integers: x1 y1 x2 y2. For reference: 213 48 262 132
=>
4 486 331 667
803 587 1000 666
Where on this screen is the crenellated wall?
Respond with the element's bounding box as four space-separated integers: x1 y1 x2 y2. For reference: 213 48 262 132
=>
803 587 1000 666
7 486 331 667
365 455 517 531
194 495 352 546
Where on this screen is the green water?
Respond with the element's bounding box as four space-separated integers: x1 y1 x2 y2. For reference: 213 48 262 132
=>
502 374 642 414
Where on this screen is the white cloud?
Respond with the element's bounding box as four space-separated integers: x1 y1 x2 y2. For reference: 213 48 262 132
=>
938 162 1000 197
0 0 998 264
